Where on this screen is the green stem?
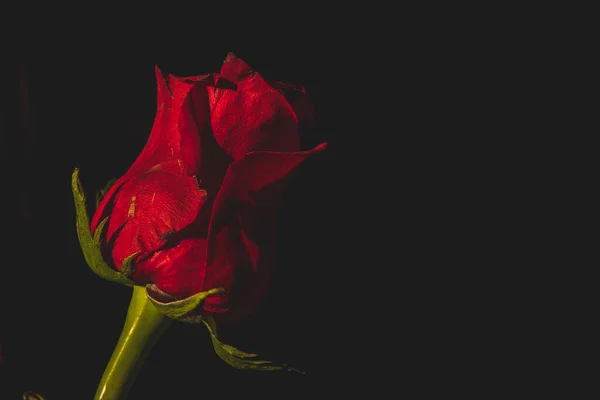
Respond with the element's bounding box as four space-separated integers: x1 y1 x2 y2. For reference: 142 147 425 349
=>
94 285 172 400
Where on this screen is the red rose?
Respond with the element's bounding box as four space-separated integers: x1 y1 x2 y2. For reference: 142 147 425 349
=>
89 53 326 323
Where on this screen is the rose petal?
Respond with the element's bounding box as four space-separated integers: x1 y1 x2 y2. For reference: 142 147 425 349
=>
179 81 234 190
219 52 252 83
200 143 328 321
135 238 208 298
267 81 315 126
122 67 197 176
91 67 201 233
107 164 206 269
207 54 300 160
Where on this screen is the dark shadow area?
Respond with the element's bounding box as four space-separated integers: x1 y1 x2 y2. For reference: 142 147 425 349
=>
0 24 514 399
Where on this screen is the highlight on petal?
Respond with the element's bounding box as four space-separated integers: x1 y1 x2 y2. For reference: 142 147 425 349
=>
208 56 301 159
178 80 211 175
154 65 170 107
135 237 208 299
106 167 207 272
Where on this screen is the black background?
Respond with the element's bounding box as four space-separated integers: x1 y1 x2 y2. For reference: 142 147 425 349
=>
0 18 519 398
0 41 349 399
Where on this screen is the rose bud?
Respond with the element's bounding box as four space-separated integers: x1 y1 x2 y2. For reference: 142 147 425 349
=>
72 53 325 397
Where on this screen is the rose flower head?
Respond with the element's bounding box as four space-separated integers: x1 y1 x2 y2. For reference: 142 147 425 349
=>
73 53 326 326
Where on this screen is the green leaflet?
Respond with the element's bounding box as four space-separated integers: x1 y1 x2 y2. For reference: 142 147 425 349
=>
96 177 117 207
146 285 225 320
120 252 140 277
202 316 290 372
146 283 301 372
72 168 134 286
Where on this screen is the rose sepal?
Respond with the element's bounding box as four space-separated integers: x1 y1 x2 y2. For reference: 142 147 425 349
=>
95 177 116 207
145 284 224 322
202 315 302 373
72 168 135 286
145 285 301 372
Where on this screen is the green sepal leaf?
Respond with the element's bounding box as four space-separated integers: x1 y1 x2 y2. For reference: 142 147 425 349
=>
72 168 134 286
120 251 140 277
96 177 117 207
202 316 294 372
146 285 225 321
93 216 109 245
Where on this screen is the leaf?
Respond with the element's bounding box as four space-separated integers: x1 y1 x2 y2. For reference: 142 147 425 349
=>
96 177 117 208
72 168 134 285
146 285 224 320
93 216 109 246
120 251 140 277
202 316 296 372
